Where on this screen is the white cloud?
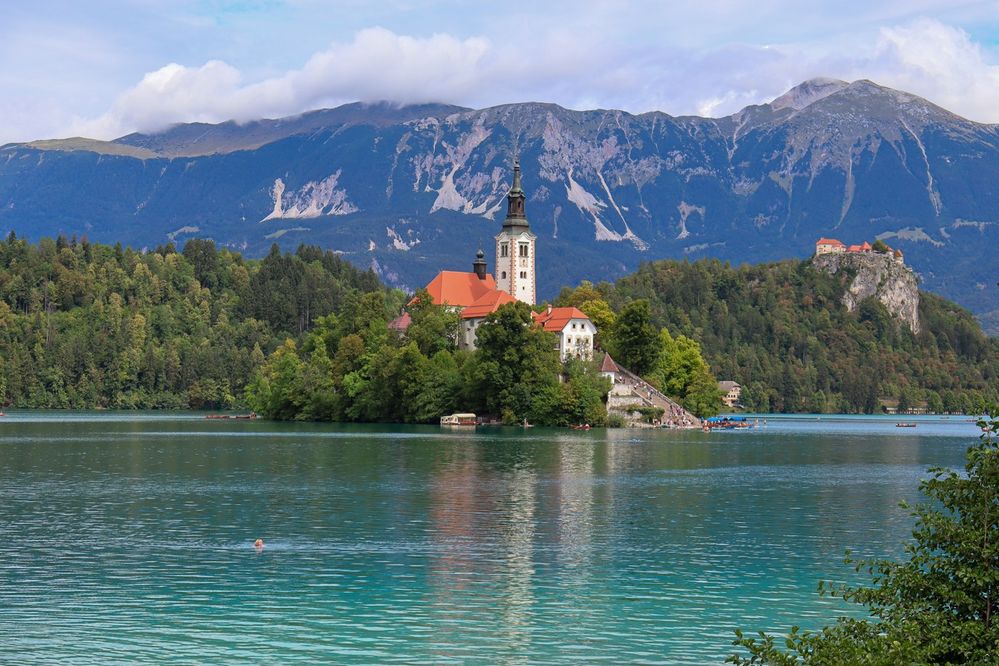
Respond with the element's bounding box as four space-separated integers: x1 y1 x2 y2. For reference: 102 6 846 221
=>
73 27 492 138
22 15 999 143
864 19 999 121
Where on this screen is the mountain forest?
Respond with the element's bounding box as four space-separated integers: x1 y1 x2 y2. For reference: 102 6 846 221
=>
556 258 999 413
0 235 995 418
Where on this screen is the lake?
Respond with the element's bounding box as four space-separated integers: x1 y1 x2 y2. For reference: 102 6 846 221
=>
0 412 982 664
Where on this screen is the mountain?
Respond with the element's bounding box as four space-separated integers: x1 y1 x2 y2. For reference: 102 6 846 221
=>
1 80 997 332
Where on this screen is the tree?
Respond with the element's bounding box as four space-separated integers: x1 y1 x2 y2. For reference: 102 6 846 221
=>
609 299 660 375
472 301 561 422
405 288 460 356
730 408 999 664
871 239 891 254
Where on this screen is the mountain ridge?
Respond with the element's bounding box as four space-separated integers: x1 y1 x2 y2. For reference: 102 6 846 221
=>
1 79 997 333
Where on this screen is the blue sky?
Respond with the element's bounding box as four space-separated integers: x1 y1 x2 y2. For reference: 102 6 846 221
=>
2 1 999 144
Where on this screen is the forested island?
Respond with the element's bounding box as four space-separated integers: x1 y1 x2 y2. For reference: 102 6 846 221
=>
0 234 995 419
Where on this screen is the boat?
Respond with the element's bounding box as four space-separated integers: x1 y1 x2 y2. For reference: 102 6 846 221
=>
570 424 591 430
206 413 258 420
704 416 754 430
895 422 917 428
441 413 477 427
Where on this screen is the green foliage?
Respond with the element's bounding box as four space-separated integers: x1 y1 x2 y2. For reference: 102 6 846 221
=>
605 258 998 413
729 409 999 665
608 299 660 376
871 239 891 254
652 329 723 417
0 236 382 409
466 301 562 422
404 288 460 356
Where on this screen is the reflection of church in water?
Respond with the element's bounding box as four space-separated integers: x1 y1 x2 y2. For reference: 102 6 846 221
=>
403 162 596 359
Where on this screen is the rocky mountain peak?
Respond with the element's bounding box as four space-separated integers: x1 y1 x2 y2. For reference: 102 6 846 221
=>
770 78 848 111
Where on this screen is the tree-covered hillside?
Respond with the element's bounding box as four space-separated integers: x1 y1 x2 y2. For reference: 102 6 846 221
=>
0 234 386 409
559 258 998 413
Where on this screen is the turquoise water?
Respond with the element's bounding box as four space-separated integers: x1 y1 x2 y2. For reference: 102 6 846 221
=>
0 412 981 664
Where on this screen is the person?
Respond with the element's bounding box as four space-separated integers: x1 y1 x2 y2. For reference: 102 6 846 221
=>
254 538 264 549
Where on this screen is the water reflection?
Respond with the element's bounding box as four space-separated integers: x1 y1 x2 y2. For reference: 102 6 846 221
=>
0 414 979 664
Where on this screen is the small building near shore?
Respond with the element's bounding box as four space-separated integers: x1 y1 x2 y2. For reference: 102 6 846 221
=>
718 380 742 408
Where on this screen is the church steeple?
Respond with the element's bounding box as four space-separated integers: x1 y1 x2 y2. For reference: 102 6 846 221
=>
502 159 529 230
495 159 537 305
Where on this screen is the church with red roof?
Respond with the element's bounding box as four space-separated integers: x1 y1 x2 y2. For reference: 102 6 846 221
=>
401 162 596 359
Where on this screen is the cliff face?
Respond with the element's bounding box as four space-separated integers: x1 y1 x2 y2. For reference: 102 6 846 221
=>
813 252 921 334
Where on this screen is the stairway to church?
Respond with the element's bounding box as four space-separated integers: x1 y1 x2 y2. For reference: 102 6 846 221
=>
610 363 701 428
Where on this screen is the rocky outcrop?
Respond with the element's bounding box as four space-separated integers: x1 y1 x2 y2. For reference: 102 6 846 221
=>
813 252 920 334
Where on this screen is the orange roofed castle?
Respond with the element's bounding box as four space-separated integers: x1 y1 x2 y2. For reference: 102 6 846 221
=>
403 162 596 359
815 237 904 264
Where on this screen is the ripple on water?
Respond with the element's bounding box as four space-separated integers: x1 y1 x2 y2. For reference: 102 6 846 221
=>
0 415 971 664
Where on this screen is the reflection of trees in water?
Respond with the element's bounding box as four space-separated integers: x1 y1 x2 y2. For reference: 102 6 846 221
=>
497 466 537 656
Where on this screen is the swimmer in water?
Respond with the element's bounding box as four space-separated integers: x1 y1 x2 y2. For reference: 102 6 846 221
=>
254 538 264 549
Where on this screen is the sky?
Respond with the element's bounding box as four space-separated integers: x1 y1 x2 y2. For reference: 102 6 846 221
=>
2 0 999 144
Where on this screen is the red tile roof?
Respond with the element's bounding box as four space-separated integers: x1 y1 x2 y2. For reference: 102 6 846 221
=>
532 306 590 332
460 289 517 319
816 237 844 246
388 312 411 332
600 353 620 373
413 271 498 308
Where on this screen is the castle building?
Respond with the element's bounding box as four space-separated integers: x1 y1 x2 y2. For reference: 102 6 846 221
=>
814 237 904 265
407 162 594 356
815 238 845 254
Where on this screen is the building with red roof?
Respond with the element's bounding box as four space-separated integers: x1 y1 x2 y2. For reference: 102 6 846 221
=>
532 305 597 360
407 164 596 353
815 238 845 254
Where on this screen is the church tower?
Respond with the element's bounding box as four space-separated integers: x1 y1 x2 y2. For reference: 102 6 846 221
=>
495 160 536 304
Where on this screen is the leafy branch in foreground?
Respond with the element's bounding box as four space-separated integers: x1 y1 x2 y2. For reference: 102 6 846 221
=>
729 408 999 665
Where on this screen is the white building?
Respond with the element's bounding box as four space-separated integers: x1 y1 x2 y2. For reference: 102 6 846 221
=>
533 305 597 360
718 381 742 408
494 161 537 305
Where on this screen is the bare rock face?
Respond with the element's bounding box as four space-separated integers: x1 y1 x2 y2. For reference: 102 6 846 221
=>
813 252 920 334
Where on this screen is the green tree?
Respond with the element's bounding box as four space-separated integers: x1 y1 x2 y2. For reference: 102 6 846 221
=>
730 408 999 664
405 288 460 356
472 301 561 422
609 299 660 375
245 339 304 420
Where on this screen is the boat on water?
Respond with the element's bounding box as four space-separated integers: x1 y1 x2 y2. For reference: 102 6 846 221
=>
704 416 754 430
895 422 917 428
570 424 592 430
441 413 477 427
206 413 258 420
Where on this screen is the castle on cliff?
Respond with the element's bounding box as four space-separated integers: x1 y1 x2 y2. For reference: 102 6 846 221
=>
815 237 904 264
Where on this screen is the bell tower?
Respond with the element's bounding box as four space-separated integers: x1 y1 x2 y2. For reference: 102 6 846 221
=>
495 160 536 304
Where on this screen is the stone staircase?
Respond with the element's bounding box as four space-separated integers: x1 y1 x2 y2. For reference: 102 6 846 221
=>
605 358 700 428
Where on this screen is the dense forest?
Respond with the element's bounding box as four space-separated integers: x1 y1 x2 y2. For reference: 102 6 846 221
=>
0 234 385 409
556 258 999 413
2 236 994 417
